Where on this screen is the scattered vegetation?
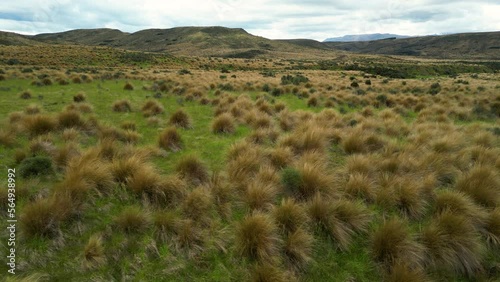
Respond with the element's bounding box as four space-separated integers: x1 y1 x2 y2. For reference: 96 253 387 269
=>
0 43 499 281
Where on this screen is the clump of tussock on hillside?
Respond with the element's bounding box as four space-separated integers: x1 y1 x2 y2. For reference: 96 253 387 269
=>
58 157 114 201
123 130 142 144
227 144 263 185
244 180 278 212
282 162 333 200
153 211 178 242
8 111 24 124
371 218 425 271
235 212 281 262
53 142 80 169
142 99 164 117
123 81 134 90
168 109 192 129
308 194 370 251
120 121 136 131
22 114 57 137
455 165 499 207
182 186 213 225
83 235 106 269
484 208 500 247
112 99 132 112
421 211 484 277
73 92 86 103
278 127 329 155
61 128 80 142
273 198 309 234
155 175 188 207
207 172 234 220
212 113 235 134
57 110 86 129
20 197 66 238
111 154 146 183
343 173 375 203
267 147 294 169
283 227 314 271
19 90 32 99
345 154 373 175
250 115 273 130
173 219 205 255
126 165 161 198
115 206 150 233
434 190 488 229
341 129 386 154
392 179 428 219
24 104 41 115
158 126 183 152
0 128 15 147
175 155 209 185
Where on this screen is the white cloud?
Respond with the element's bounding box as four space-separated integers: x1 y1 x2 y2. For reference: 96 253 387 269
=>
0 0 499 41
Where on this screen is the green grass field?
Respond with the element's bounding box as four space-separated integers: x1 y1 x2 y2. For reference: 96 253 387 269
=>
0 59 499 282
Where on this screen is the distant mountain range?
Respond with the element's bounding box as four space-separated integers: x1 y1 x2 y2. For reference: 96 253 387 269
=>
1 27 499 59
324 33 411 42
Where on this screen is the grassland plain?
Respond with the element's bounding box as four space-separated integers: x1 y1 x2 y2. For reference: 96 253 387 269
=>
0 45 499 282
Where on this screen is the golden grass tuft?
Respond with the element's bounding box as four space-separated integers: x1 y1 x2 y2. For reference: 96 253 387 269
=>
212 113 235 134
111 154 145 183
344 173 375 202
57 110 85 129
115 206 150 233
126 165 161 198
308 194 370 250
175 155 209 185
123 81 134 90
83 234 106 269
73 92 87 103
421 211 484 277
112 99 132 112
182 186 213 224
273 198 309 234
235 212 281 262
20 197 64 238
283 228 314 271
158 126 183 151
371 218 425 270
22 114 57 136
142 99 164 117
244 180 278 212
484 208 500 247
455 165 499 207
168 108 192 129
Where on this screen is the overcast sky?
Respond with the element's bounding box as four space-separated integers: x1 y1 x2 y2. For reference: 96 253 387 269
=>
1 0 499 41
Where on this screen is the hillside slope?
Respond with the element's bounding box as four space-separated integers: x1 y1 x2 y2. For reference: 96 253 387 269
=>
1 27 499 59
30 26 329 58
324 31 500 59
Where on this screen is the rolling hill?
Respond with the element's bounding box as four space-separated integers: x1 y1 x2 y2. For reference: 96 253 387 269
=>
324 31 500 59
29 26 331 58
1 27 499 60
323 33 410 42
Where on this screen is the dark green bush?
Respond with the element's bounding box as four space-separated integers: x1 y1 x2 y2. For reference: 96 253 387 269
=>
19 156 54 178
178 69 191 75
428 83 441 95
281 167 302 195
281 74 309 85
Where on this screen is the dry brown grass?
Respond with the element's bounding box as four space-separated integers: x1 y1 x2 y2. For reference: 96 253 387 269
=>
235 212 281 262
158 126 183 152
